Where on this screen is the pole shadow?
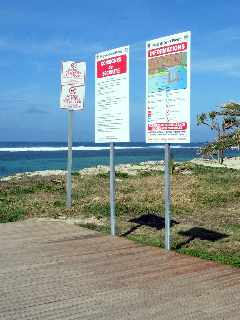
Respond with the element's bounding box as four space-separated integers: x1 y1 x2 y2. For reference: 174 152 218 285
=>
121 213 179 237
176 227 228 249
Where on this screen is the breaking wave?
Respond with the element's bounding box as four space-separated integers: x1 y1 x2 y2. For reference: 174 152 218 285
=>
0 145 199 152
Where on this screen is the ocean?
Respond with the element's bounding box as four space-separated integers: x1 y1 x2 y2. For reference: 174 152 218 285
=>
0 142 237 178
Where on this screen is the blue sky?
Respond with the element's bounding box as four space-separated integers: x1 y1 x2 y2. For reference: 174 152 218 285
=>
0 0 240 142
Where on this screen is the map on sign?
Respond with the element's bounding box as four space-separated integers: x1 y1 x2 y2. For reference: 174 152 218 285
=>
148 52 187 92
146 32 191 144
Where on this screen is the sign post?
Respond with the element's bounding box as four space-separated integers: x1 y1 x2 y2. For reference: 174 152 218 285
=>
95 46 130 235
66 110 73 208
164 143 171 250
146 32 191 250
110 142 116 235
60 61 86 208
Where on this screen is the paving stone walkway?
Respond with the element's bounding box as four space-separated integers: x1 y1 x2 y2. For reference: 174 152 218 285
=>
0 220 239 319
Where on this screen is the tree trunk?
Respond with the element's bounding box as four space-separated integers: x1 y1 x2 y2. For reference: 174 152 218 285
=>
219 149 224 164
217 150 221 163
217 125 221 163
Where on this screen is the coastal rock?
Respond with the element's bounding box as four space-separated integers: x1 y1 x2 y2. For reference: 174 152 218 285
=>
0 170 66 181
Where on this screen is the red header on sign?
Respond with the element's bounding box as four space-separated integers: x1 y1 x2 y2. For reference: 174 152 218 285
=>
148 122 187 131
97 54 127 78
148 42 188 58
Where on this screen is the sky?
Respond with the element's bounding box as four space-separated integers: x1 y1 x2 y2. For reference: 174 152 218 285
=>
0 0 240 143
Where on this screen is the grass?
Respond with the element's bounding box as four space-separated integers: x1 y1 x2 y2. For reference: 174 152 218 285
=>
0 207 27 223
0 162 240 267
177 248 240 268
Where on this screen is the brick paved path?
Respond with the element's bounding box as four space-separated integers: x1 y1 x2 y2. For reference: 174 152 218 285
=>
0 220 239 319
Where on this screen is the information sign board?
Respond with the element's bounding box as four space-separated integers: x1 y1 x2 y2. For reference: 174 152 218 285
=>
95 46 129 143
146 31 191 143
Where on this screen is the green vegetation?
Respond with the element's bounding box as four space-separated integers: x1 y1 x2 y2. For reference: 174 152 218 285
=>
0 207 27 223
197 102 240 164
0 162 240 267
177 248 240 268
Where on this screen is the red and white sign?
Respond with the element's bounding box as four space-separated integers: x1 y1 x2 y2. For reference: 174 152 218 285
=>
146 31 191 143
148 42 188 57
96 54 127 78
60 84 84 110
95 46 129 143
60 60 86 110
61 61 86 85
148 122 187 131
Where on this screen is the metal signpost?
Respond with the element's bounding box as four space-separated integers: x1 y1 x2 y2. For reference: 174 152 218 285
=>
60 61 86 208
164 143 171 250
66 110 73 208
146 31 191 250
95 46 130 236
110 142 116 235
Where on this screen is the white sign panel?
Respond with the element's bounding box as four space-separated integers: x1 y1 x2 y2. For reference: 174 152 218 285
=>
146 31 191 143
60 60 86 111
60 84 85 110
61 61 86 85
95 46 129 143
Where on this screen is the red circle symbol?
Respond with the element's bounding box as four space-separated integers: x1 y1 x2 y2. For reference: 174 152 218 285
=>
69 86 77 94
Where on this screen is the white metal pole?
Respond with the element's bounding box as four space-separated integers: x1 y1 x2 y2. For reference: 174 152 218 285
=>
164 143 171 250
110 142 116 236
66 110 73 208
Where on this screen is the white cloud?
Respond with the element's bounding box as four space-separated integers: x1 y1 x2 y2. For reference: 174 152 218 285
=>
210 27 240 42
192 57 240 77
0 87 52 114
192 26 240 77
0 36 103 56
194 26 240 48
25 106 49 115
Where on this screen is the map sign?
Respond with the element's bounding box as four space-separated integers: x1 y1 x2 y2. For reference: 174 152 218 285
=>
95 46 129 143
146 31 191 143
60 61 86 111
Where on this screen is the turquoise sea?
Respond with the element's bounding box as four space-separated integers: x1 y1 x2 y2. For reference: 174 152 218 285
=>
0 142 238 178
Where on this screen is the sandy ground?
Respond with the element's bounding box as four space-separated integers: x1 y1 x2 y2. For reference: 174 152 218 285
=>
0 161 165 181
0 170 66 181
190 157 240 170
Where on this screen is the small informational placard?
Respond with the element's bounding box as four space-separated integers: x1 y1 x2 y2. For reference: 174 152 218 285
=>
61 61 86 85
146 31 191 143
95 46 129 143
60 84 84 110
60 61 86 111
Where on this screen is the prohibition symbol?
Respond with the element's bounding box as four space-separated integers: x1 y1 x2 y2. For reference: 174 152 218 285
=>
69 86 77 95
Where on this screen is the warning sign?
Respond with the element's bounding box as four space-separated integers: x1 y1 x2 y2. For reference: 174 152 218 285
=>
60 84 84 110
61 61 86 85
60 60 86 110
